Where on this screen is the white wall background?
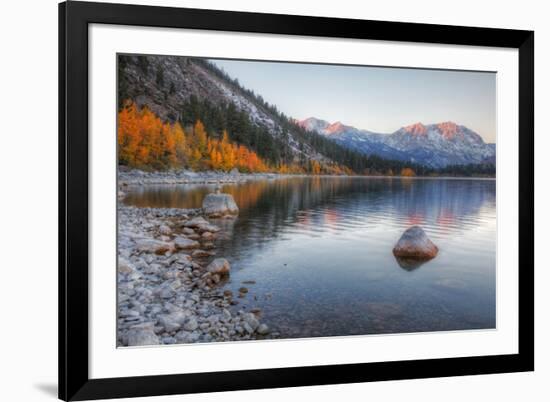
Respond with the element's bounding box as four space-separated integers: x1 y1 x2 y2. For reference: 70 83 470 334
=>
0 0 545 401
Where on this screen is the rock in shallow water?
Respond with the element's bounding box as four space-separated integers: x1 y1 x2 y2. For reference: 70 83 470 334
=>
206 258 231 275
202 193 239 217
392 226 438 260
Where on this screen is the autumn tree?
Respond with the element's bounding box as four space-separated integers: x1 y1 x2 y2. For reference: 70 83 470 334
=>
400 167 416 177
118 101 271 173
310 160 322 175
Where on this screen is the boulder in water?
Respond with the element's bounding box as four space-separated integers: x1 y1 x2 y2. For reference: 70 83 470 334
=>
392 226 438 260
202 192 239 217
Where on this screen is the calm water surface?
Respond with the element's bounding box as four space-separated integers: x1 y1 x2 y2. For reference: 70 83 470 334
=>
124 177 496 338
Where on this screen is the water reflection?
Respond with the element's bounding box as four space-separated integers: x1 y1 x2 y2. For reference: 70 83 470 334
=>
394 256 429 271
124 177 496 338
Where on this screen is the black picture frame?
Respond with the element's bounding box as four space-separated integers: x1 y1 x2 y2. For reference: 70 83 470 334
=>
59 1 534 400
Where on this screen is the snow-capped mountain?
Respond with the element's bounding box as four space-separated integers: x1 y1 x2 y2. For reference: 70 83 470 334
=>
298 118 410 162
298 118 496 168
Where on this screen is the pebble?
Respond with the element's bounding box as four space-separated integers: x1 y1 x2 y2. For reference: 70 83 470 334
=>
257 324 270 335
159 224 172 235
183 317 199 331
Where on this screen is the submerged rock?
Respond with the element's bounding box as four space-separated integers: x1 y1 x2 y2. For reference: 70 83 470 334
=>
392 226 438 259
202 193 239 217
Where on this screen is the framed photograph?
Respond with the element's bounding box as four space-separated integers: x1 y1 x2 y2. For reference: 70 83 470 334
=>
59 1 534 400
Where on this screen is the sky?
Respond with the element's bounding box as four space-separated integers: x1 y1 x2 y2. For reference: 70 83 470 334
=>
211 59 496 143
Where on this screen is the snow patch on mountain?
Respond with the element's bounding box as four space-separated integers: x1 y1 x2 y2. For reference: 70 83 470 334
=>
298 117 496 168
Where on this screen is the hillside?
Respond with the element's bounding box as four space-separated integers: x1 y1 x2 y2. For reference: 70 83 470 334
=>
118 55 430 175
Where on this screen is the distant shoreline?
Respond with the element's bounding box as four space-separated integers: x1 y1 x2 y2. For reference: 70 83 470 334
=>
118 167 495 187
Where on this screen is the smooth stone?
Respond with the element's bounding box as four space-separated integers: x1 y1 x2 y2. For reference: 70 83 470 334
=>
182 227 195 235
126 326 160 346
159 224 172 235
191 249 211 258
392 226 438 259
257 324 270 335
119 309 140 317
157 316 181 332
184 216 209 228
206 258 231 275
198 224 220 233
243 313 260 331
118 257 135 274
242 322 254 334
174 237 200 250
159 288 174 299
183 317 199 331
202 193 239 217
135 239 175 255
222 309 232 321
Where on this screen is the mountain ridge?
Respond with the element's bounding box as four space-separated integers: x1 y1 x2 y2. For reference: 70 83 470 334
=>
297 117 495 168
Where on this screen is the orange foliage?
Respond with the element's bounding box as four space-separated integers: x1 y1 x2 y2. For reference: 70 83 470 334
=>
400 167 416 177
118 101 270 173
118 101 187 169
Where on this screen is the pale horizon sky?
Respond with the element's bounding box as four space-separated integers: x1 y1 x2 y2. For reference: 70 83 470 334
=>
211 59 496 143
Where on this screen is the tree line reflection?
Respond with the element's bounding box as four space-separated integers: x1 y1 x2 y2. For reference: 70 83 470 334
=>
124 177 495 263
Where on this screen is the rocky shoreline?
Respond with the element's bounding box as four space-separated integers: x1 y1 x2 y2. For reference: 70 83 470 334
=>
118 167 283 187
117 203 274 347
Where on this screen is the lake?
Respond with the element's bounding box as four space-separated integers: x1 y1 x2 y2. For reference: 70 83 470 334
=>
124 176 496 338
